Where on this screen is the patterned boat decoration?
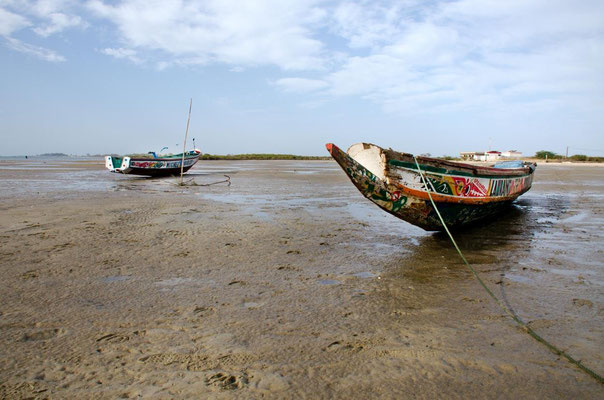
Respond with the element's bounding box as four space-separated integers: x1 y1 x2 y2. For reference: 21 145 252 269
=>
105 149 201 177
326 143 536 231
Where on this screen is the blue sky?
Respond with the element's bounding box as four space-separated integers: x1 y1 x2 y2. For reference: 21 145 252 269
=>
1 0 603 157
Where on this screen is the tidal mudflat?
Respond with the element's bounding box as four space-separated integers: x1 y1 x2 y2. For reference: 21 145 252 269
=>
0 158 602 398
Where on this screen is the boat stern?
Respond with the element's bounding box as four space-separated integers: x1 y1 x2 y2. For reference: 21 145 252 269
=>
105 156 118 172
104 155 131 174
119 157 131 173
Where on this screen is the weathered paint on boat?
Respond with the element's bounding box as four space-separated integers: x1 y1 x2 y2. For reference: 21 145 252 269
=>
105 150 201 177
326 143 536 231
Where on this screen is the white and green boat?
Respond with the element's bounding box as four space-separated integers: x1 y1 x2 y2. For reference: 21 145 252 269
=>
105 149 201 177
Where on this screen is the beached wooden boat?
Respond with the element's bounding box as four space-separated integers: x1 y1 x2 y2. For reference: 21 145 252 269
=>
105 149 201 177
326 143 536 231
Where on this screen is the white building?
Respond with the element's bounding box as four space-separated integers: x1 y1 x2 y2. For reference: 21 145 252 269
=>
461 150 523 161
460 151 501 161
460 151 479 161
484 151 501 161
501 150 523 158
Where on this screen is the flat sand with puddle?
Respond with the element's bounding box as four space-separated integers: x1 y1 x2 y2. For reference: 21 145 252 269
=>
0 159 602 398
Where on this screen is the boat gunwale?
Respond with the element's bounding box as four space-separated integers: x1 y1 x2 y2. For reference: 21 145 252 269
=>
380 145 535 178
328 142 535 205
387 161 532 181
126 153 200 162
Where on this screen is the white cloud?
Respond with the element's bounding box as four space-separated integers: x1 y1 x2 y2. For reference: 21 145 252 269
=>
5 36 65 61
2 0 85 36
330 1 421 50
274 77 328 93
101 47 141 63
87 0 327 70
1 0 86 62
0 7 30 36
33 11 84 37
1 0 603 116
310 0 604 114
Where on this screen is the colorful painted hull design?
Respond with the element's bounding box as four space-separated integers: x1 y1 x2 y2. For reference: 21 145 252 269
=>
326 143 536 231
105 150 201 177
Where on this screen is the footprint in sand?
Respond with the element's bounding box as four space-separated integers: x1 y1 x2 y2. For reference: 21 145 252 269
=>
206 371 248 390
139 353 215 370
527 319 554 329
277 264 300 271
249 371 289 392
22 328 64 342
51 242 74 252
324 340 366 353
21 270 39 279
192 306 216 317
96 333 130 343
216 353 257 367
572 298 593 308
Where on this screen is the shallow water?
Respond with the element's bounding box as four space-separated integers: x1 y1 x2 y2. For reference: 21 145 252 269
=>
3 159 601 297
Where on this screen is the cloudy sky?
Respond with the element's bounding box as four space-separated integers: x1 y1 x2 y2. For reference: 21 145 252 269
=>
1 0 603 156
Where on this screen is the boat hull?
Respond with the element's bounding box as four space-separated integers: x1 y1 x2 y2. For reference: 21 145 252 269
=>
105 152 200 177
326 143 535 231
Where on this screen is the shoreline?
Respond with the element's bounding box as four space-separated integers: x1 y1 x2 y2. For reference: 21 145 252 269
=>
2 154 603 165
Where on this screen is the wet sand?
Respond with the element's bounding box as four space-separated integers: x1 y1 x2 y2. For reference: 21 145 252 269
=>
0 159 602 399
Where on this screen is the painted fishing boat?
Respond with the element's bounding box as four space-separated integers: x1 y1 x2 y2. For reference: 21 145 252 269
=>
105 149 202 177
326 143 536 231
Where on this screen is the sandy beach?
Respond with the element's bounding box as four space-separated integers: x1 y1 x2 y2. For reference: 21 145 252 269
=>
0 159 602 399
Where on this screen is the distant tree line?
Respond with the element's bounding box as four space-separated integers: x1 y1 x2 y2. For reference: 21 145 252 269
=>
534 150 603 162
39 153 68 157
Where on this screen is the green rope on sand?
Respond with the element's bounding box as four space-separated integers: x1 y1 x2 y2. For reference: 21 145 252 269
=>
412 155 603 385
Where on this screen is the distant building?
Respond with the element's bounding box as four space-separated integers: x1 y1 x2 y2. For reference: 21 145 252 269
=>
460 150 522 161
501 150 523 158
485 151 501 161
459 151 498 161
460 151 479 161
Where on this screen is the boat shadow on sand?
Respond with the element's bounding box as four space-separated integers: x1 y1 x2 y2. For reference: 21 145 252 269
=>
383 194 569 288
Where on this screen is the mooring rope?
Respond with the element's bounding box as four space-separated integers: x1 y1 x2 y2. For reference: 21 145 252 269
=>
412 156 603 384
176 175 231 187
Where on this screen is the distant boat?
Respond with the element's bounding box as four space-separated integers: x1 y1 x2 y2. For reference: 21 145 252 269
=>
326 143 536 231
105 149 201 177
